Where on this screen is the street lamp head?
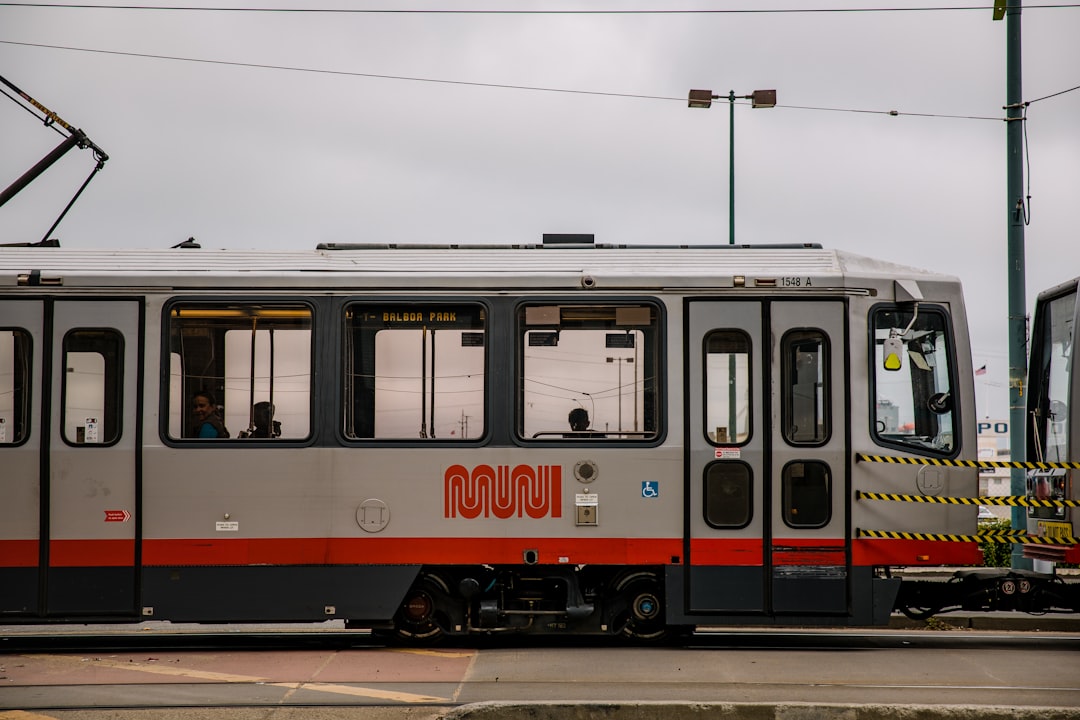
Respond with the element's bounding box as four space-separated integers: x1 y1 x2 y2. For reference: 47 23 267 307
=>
688 89 715 109
750 89 777 108
688 89 775 109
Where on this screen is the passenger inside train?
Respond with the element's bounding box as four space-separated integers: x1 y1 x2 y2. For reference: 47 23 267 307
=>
191 391 229 438
239 401 281 439
566 408 604 438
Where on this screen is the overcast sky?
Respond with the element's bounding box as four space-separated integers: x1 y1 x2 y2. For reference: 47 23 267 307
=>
2 1 1078 422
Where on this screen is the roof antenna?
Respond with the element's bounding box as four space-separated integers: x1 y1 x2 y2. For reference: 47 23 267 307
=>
172 237 201 249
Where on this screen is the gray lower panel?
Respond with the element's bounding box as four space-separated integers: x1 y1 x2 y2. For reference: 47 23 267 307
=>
47 567 136 616
0 567 38 616
142 565 421 623
666 566 900 627
772 565 847 615
3 566 137 619
685 565 766 613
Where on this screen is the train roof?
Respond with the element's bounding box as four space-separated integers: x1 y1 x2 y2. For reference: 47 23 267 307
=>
0 242 959 291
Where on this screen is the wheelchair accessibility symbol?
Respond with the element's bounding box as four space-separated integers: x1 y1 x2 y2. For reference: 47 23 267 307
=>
641 481 658 499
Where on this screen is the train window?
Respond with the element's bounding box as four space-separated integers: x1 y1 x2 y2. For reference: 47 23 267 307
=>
782 461 831 528
1026 287 1074 520
519 303 659 441
704 331 751 445
0 330 31 444
165 304 313 441
1028 288 1074 466
872 306 955 454
704 461 752 528
781 330 830 446
344 303 486 440
62 329 122 445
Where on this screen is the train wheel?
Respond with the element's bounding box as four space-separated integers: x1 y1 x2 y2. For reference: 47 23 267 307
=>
391 573 451 642
611 571 668 641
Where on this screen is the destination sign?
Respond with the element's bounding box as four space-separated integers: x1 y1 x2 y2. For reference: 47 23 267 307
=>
383 311 458 323
349 304 486 332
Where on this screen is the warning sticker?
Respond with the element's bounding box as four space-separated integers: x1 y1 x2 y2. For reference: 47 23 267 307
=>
715 447 741 459
1038 521 1074 539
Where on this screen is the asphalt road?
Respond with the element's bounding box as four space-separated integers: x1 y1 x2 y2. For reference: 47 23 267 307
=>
2 626 1078 719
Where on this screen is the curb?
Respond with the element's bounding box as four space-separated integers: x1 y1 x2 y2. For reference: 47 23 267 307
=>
887 612 1080 632
440 702 1078 720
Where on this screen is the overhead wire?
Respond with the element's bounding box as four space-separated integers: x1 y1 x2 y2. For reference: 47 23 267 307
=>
2 39 1057 122
1 2 1080 13
0 40 683 102
1026 84 1080 103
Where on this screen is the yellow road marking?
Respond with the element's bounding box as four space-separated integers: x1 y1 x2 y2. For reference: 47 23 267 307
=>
23 655 256 683
391 648 475 659
270 682 447 703
19 654 451 704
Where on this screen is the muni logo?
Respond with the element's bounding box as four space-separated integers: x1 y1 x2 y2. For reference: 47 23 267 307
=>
444 464 563 519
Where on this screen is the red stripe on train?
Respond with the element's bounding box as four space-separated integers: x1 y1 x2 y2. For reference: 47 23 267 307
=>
771 538 845 566
3 537 772 568
0 540 39 567
149 538 686 567
852 538 983 566
0 537 990 568
0 540 135 568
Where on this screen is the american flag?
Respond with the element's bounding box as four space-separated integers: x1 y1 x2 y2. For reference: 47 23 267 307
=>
975 365 987 376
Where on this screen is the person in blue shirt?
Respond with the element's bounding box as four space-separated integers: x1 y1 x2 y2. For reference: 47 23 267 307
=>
192 391 229 438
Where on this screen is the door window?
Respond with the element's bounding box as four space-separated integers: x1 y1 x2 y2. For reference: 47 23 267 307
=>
704 461 752 528
781 330 830 446
0 329 31 444
62 329 123 445
782 461 831 528
704 331 751 444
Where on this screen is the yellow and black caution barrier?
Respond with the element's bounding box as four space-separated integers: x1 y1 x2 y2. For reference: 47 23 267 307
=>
855 452 1080 470
975 527 1031 538
855 490 1080 508
856 528 1078 545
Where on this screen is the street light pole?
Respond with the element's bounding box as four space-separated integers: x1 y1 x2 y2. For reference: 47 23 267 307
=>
729 90 736 245
1004 0 1031 571
688 88 776 245
689 88 775 443
607 356 635 435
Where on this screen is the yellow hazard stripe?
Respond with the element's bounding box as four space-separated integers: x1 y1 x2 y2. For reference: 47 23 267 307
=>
856 528 1078 544
976 528 1030 537
855 491 1080 508
855 453 1080 470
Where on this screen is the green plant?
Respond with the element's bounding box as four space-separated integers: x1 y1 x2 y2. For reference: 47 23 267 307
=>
978 519 1013 567
923 616 959 631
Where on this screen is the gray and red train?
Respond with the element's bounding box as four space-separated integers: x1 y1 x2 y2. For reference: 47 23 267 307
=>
1 240 1075 639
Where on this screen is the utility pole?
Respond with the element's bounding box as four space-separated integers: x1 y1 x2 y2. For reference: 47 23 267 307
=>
1002 0 1032 570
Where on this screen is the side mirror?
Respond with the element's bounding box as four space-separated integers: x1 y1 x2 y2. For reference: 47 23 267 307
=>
928 392 952 414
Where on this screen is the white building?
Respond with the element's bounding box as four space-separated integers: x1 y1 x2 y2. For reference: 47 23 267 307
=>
977 419 1011 520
